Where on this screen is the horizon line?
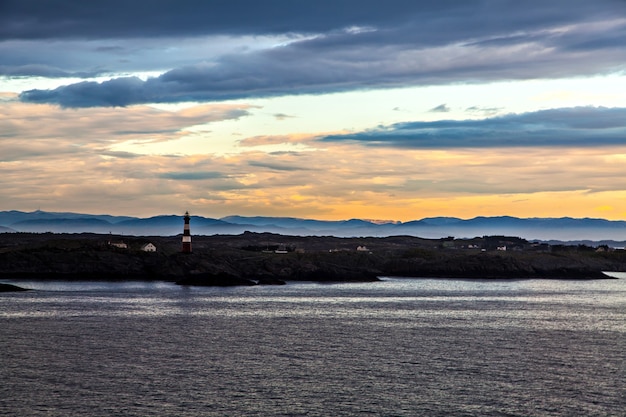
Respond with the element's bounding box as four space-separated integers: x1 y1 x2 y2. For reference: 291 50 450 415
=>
1 209 625 224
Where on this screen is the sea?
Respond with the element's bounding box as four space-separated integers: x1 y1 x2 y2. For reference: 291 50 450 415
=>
1 277 624 417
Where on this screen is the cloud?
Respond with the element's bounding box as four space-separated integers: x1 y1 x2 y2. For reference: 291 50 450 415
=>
238 134 314 147
159 171 226 180
0 1 410 40
2 127 625 218
466 106 503 116
248 161 308 172
273 113 295 120
321 107 626 148
21 29 626 107
2 1 621 42
99 151 142 159
0 99 254 164
429 104 450 113
0 64 95 78
3 1 626 220
20 77 152 107
0 100 251 146
11 2 626 107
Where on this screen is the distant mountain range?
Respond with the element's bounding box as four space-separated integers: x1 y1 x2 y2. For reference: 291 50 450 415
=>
1 210 625 242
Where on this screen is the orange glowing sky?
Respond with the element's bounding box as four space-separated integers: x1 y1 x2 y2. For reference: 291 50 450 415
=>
1 1 626 221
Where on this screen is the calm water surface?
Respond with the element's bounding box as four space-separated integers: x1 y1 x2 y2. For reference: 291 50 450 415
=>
1 278 624 416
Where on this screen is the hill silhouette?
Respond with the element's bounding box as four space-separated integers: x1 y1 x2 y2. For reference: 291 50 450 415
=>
1 210 626 241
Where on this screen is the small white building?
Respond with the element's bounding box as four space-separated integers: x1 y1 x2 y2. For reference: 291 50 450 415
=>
141 243 157 252
356 245 370 252
109 241 128 249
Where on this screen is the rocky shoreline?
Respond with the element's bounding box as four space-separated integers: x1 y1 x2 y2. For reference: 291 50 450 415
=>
1 232 624 287
0 282 30 292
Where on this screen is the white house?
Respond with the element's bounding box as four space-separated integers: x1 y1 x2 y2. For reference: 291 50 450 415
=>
141 243 157 252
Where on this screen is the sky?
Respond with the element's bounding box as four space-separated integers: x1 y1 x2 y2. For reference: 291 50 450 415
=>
1 0 626 221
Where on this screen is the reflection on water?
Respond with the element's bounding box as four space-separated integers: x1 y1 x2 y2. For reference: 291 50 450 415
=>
1 278 624 416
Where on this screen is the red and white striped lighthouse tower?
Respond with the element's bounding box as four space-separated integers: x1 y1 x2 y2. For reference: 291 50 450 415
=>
182 211 192 253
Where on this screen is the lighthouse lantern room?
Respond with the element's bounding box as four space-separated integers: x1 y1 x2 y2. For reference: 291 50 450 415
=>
182 211 192 253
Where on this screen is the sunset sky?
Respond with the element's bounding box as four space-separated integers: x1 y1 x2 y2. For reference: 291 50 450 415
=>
1 0 626 221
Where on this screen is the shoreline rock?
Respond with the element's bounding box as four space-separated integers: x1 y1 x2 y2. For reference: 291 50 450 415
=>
0 232 624 286
0 282 30 292
256 277 287 285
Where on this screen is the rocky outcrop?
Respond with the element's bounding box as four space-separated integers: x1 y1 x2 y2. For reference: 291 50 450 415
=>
0 232 624 286
0 282 30 292
256 277 287 285
382 252 613 279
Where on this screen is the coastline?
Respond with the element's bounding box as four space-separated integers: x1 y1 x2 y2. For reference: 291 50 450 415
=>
1 232 624 287
0 282 30 292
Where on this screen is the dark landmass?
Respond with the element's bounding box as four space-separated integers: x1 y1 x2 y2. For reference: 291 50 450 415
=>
0 282 30 292
0 232 624 287
3 210 626 242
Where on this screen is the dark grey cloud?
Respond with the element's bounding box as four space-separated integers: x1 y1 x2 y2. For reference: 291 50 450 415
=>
98 150 141 159
0 64 75 78
320 107 626 148
248 161 306 172
429 104 450 113
20 22 626 108
273 113 295 120
466 106 503 117
20 77 150 107
9 0 626 107
466 106 501 112
0 0 436 40
0 2 476 41
2 1 620 41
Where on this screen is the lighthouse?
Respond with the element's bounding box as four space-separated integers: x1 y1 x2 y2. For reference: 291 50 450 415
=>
182 211 192 253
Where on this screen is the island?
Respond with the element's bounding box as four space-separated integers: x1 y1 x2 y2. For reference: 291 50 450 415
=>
0 232 624 286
